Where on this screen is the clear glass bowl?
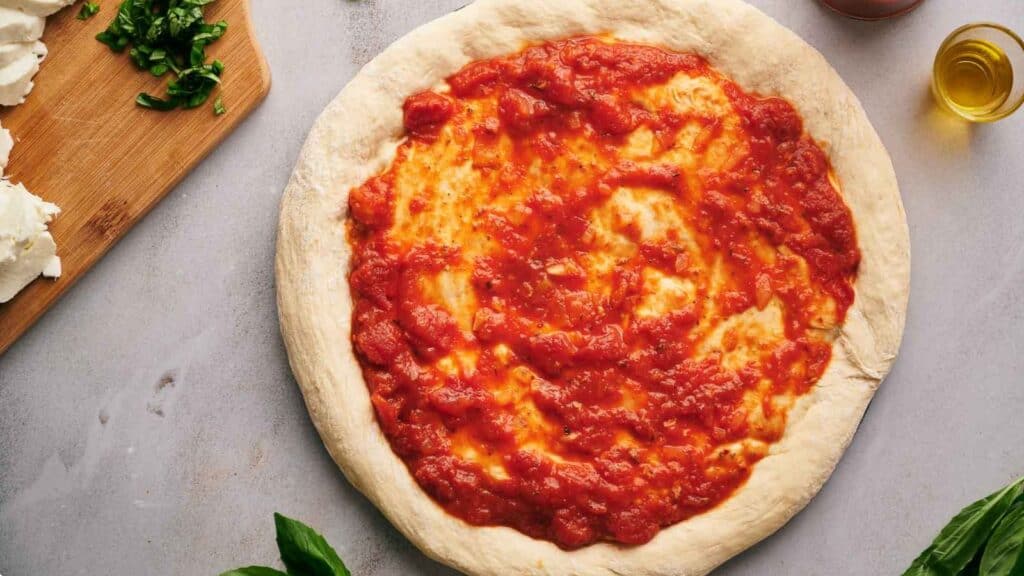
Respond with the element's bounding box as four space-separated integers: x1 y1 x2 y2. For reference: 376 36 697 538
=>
932 23 1024 123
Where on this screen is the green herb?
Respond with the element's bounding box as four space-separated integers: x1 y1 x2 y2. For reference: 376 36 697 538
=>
219 569 287 576
77 2 100 20
95 0 227 111
275 513 351 576
219 513 350 576
213 95 226 115
980 502 1024 575
902 476 1024 576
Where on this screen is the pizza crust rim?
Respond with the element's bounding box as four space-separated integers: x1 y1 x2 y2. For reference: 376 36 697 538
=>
274 1 911 575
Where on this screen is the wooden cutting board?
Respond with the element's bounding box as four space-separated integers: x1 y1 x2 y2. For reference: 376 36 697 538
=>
0 0 270 355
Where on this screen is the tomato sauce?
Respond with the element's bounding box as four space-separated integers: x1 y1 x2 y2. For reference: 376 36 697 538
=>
347 37 860 548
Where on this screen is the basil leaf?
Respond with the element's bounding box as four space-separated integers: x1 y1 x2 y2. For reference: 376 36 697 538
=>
980 502 1024 575
114 1 136 36
903 477 1024 576
190 43 205 67
77 2 100 20
274 513 351 576
192 21 227 45
145 15 167 44
129 45 148 68
168 6 202 38
136 93 178 110
219 568 288 576
185 91 210 108
95 30 127 51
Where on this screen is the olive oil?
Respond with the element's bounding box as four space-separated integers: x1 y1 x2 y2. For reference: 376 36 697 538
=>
934 38 1015 121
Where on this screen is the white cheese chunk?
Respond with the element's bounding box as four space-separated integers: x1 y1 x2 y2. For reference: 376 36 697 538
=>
0 44 45 106
0 0 74 17
0 40 45 68
0 180 60 303
0 121 12 172
0 6 44 44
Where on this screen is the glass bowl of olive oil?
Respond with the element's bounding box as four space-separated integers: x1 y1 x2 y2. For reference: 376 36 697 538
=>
933 23 1024 123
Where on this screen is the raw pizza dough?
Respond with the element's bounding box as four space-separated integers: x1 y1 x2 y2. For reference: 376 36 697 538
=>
275 0 910 574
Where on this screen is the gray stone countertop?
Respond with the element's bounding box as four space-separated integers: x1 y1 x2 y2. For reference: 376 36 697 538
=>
3 1 1024 574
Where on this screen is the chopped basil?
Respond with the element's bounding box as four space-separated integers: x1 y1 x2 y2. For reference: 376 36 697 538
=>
219 514 350 576
95 0 227 112
77 2 100 20
213 95 226 115
135 93 178 111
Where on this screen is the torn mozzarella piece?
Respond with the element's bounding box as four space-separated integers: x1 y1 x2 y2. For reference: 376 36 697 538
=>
0 6 44 44
0 0 74 17
0 180 60 303
0 40 45 68
0 43 45 106
0 121 12 172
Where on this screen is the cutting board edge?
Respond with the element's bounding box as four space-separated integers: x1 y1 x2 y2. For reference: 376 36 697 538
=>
239 0 273 99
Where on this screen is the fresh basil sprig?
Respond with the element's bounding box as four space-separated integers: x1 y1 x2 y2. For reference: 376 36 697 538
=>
95 0 227 111
980 502 1024 575
903 476 1024 576
220 513 351 576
